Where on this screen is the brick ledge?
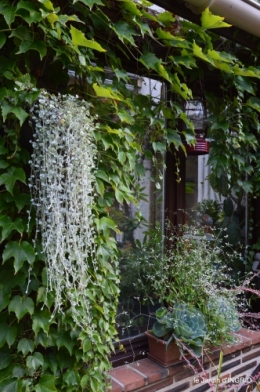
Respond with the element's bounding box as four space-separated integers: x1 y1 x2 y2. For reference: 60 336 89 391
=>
108 328 260 392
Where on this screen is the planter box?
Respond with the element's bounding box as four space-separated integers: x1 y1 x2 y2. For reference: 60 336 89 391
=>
145 331 181 367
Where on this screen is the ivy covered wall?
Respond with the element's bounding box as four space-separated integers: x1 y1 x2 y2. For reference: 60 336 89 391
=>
1 0 260 390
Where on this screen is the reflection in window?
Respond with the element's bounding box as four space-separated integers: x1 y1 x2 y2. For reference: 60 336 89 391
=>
115 157 164 338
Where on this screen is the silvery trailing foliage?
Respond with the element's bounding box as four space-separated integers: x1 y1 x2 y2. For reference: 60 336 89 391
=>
29 91 97 329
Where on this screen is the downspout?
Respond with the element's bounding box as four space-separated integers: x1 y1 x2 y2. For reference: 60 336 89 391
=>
184 0 260 38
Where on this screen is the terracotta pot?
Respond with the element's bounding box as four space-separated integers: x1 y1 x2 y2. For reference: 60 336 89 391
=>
145 331 181 367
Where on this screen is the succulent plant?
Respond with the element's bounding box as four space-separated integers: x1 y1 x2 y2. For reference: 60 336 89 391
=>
152 303 207 357
207 296 241 335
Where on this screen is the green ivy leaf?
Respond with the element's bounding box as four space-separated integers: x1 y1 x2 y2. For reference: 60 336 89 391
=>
157 11 175 26
32 308 52 334
82 338 91 352
17 40 47 60
26 352 44 371
112 21 137 46
38 0 54 11
139 52 160 71
246 97 260 112
120 0 141 16
118 151 126 164
0 378 22 392
70 26 105 52
0 349 12 370
0 266 25 296
0 167 26 194
63 369 80 388
17 338 35 355
8 107 28 126
80 374 89 389
43 352 58 374
3 241 35 273
46 13 59 25
118 110 135 124
96 178 104 197
115 188 124 203
233 65 260 78
207 49 234 64
0 32 6 49
0 322 17 348
56 331 74 355
9 25 32 40
12 365 25 379
133 18 152 37
0 160 9 169
193 41 214 64
36 286 54 309
1 101 12 121
0 1 16 26
169 53 197 69
0 285 10 312
235 76 255 95
8 295 34 321
35 374 57 392
156 28 189 48
73 0 104 10
16 0 42 25
6 192 31 211
113 68 129 82
201 8 231 29
0 216 24 242
166 129 182 146
95 216 118 236
0 88 7 102
34 331 49 348
93 83 123 101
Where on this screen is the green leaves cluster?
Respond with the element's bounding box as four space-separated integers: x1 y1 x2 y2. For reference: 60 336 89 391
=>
207 75 260 199
0 0 260 390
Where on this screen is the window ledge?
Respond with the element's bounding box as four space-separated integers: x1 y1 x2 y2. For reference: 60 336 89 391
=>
108 328 260 392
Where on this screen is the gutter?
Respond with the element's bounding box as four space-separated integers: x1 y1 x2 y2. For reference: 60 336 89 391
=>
184 0 260 38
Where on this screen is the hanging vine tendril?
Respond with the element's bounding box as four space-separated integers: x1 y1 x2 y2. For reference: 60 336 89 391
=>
29 90 97 329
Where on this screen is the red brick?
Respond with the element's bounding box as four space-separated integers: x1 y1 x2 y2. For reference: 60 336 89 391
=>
167 362 187 377
133 377 174 391
219 373 231 384
109 378 123 392
242 349 260 363
193 373 209 385
242 346 251 354
211 360 241 376
110 366 146 392
236 328 260 345
221 333 250 356
129 359 168 383
174 367 195 382
231 361 257 377
202 348 222 365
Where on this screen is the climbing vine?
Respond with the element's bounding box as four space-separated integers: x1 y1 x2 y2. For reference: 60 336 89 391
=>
1 0 260 391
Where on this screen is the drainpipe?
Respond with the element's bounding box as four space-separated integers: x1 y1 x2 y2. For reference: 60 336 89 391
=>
184 0 260 38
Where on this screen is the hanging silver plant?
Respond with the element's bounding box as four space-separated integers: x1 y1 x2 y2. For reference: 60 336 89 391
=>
29 90 97 329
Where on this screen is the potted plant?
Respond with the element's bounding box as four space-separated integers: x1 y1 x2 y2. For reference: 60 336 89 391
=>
145 303 207 366
143 225 245 363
